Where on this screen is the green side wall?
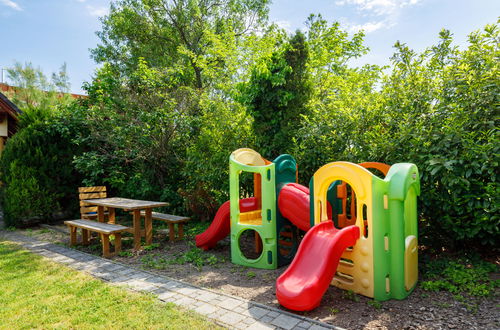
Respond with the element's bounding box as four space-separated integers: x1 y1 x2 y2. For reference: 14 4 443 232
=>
372 163 420 300
229 156 277 269
273 154 300 267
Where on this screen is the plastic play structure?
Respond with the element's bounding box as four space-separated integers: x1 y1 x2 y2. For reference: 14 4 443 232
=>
196 148 306 268
196 148 420 311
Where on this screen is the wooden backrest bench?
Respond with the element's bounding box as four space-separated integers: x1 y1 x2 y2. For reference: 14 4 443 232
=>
78 186 108 220
64 219 130 258
139 211 190 241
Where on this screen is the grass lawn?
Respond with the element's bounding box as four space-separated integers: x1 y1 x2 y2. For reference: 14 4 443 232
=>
0 241 219 329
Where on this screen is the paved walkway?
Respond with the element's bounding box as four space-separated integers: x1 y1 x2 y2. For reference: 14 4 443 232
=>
0 231 339 330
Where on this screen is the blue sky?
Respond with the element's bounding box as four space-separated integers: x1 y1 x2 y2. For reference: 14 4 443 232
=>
1 0 498 94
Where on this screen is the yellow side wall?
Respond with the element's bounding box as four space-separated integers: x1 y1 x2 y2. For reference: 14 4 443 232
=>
312 162 375 298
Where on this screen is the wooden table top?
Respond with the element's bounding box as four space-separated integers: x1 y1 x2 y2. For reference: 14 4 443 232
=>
82 197 168 210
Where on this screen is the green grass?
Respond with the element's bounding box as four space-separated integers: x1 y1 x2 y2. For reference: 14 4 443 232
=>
420 253 499 297
0 241 219 329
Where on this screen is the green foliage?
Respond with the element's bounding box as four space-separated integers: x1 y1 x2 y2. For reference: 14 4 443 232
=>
329 308 339 314
140 246 224 271
420 254 499 298
75 61 191 211
93 0 270 89
0 105 87 227
294 22 499 247
371 25 500 247
342 290 360 302
242 30 312 158
143 243 160 251
367 300 382 309
4 61 73 111
2 161 55 226
182 95 255 218
291 15 381 180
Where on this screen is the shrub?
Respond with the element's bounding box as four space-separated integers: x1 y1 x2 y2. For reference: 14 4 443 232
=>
294 24 499 248
0 106 86 227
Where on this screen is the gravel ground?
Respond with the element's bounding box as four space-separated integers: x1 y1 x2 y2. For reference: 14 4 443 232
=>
20 225 500 330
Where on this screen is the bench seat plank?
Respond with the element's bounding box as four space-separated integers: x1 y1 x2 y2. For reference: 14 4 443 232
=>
139 211 189 223
64 219 129 258
64 219 129 234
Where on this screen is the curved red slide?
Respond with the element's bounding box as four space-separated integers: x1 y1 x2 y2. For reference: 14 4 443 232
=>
195 197 258 251
276 221 360 311
278 183 311 231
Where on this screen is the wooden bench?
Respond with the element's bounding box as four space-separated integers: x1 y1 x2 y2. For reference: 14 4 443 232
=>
79 186 109 221
139 211 190 241
64 219 130 258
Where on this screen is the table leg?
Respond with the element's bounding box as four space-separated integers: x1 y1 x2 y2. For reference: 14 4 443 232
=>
178 224 184 240
133 209 141 251
82 229 89 245
70 226 77 245
145 208 153 245
98 206 105 223
168 223 175 242
101 234 110 258
108 208 116 224
114 233 122 254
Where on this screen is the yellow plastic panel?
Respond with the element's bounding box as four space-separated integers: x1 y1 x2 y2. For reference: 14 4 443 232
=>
239 210 262 225
312 162 375 298
231 148 266 166
404 235 418 291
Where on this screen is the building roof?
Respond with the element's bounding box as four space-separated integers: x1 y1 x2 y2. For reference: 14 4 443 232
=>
0 91 22 137
0 83 86 100
0 91 22 119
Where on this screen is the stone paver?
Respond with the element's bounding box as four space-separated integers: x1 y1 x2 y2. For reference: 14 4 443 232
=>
271 314 301 330
249 306 270 319
0 230 340 330
247 321 276 330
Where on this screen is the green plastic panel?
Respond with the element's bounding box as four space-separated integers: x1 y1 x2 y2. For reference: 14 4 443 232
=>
372 163 420 301
229 154 277 269
273 154 300 267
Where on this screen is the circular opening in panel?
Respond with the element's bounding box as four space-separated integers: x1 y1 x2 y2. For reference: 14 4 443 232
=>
238 229 263 260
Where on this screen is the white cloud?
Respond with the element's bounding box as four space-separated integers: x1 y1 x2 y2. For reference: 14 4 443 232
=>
336 0 421 33
348 20 389 33
0 0 22 11
337 0 421 16
86 5 108 17
275 20 292 32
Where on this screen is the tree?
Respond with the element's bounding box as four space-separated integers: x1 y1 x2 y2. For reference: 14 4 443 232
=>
92 0 270 89
242 30 312 158
5 61 73 111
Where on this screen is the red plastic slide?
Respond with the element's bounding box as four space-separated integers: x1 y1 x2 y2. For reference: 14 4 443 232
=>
276 221 360 311
278 183 311 231
195 197 258 251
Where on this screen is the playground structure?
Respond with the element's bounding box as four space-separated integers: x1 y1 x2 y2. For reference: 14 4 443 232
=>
196 148 420 311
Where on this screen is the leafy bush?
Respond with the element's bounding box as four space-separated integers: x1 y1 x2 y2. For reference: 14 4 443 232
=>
0 106 86 227
294 23 499 248
182 95 255 219
371 26 499 247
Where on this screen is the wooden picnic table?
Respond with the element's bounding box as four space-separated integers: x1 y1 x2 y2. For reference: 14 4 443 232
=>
82 197 168 251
